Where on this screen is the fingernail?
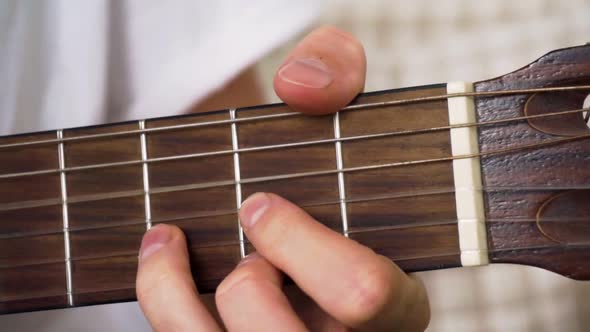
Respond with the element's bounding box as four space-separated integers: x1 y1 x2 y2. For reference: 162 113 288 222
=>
238 252 261 266
278 58 333 88
139 225 172 261
240 193 271 229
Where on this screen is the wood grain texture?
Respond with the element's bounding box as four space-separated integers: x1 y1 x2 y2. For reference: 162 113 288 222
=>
0 132 66 314
0 84 460 314
474 45 590 279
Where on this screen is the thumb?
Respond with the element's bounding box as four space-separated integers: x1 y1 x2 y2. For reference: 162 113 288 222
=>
273 25 366 115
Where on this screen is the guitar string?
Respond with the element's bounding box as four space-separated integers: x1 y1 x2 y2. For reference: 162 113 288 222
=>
0 87 588 279
0 227 586 271
0 84 589 151
1 130 589 213
1 184 588 240
4 240 587 304
0 106 588 180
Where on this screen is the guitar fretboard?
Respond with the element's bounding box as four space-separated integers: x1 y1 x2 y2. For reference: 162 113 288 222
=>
0 84 462 314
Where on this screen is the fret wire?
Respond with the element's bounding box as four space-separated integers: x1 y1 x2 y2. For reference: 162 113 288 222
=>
1 84 589 151
333 112 349 237
139 121 152 230
230 109 246 259
1 184 588 241
1 132 589 214
1 106 587 180
57 130 74 307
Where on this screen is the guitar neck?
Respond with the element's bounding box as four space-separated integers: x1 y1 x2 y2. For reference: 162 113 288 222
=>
1 84 465 314
2 44 590 315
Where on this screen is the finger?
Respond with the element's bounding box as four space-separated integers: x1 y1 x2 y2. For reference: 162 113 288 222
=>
215 252 308 332
136 224 222 332
273 25 366 115
239 193 430 331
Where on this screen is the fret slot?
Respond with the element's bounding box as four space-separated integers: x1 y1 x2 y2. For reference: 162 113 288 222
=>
347 193 457 230
241 175 339 207
349 224 461 272
148 155 234 188
0 233 64 267
154 214 240 248
345 163 454 199
0 175 61 205
71 255 137 306
0 132 58 174
64 123 141 167
146 112 232 157
69 196 145 230
339 87 449 137
0 262 67 314
236 105 333 147
342 131 451 168
151 186 236 221
0 205 62 236
66 165 143 197
63 123 144 199
70 225 145 259
239 145 336 179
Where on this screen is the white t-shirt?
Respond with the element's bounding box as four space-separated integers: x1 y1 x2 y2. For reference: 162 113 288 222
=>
0 1 318 330
1 0 318 135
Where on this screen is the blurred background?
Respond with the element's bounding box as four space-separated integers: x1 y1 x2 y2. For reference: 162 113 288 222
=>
259 0 590 331
2 1 589 331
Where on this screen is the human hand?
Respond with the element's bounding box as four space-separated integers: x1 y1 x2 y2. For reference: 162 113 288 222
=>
136 26 430 332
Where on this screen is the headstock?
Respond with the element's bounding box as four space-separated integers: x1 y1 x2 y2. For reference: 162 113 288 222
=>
474 45 590 279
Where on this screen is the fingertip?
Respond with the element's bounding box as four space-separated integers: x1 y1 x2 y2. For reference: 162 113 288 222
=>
139 224 186 261
274 25 366 115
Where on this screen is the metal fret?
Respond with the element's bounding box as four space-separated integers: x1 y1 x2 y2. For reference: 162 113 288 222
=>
139 121 152 230
230 109 246 258
333 113 349 237
57 130 74 306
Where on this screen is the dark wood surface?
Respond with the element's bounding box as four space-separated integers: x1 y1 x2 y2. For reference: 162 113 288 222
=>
474 45 590 279
0 84 462 314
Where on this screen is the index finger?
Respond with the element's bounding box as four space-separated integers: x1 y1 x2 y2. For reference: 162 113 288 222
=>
239 193 430 331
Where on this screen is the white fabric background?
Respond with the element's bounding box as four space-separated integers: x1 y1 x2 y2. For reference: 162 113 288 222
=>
0 0 318 135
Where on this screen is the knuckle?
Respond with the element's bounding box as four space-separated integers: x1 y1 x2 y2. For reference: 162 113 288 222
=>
344 258 396 325
136 269 171 305
216 267 267 302
256 215 290 256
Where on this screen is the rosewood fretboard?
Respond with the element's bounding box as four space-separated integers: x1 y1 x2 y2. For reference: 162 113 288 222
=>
2 44 590 316
0 85 461 314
